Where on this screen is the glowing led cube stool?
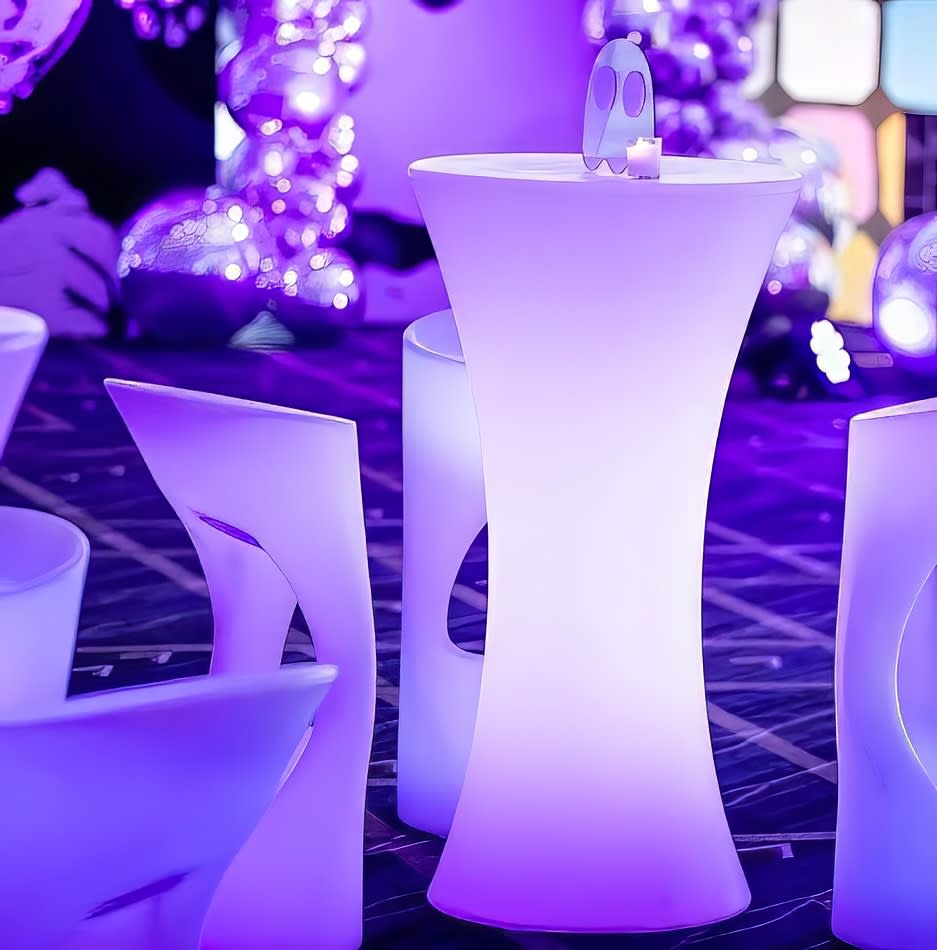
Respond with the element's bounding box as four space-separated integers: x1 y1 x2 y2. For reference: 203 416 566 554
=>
833 398 937 950
0 665 336 949
0 506 88 713
410 153 800 932
0 308 47 458
106 380 376 950
397 310 484 837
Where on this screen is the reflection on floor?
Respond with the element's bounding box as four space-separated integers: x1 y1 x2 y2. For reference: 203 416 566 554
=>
1 332 890 948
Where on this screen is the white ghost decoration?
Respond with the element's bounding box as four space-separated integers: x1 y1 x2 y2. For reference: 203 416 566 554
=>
582 38 656 176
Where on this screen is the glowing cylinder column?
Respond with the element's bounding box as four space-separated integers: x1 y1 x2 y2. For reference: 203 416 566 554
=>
398 310 485 836
411 153 799 932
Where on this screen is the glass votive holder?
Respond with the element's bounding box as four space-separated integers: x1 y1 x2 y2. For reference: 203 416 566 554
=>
626 137 662 180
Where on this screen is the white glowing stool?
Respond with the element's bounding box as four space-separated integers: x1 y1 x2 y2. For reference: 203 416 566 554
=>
410 153 800 932
106 380 376 950
0 506 89 714
0 308 47 458
833 399 937 950
0 665 336 949
397 310 485 837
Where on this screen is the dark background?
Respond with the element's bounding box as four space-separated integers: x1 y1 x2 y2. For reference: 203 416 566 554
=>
0 0 216 222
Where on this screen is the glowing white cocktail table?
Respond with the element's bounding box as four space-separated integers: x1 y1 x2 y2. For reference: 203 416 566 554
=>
409 154 799 933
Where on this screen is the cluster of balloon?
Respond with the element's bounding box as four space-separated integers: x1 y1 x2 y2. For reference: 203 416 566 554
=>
119 0 366 344
585 0 855 396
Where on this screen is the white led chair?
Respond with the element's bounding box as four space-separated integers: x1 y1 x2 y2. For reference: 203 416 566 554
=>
0 506 89 713
106 379 376 950
397 309 484 837
0 665 336 950
0 308 48 458
834 398 937 949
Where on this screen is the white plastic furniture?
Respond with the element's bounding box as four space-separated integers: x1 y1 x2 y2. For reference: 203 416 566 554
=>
105 379 376 950
833 398 937 950
0 308 48 458
398 310 484 837
0 506 89 713
0 665 336 950
410 153 800 932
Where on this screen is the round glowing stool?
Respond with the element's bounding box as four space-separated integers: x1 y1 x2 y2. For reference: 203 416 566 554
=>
0 308 48 459
411 153 800 932
0 506 89 714
397 310 485 837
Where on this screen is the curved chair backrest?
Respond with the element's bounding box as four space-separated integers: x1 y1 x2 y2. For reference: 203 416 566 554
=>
0 507 89 713
105 379 375 949
834 398 937 949
0 664 336 950
0 309 48 459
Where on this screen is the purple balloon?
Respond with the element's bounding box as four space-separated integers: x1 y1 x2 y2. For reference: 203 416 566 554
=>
705 19 755 82
647 34 716 99
706 83 772 140
221 37 348 138
756 218 835 320
656 97 714 155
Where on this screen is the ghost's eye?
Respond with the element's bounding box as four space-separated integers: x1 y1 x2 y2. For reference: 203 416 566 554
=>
622 70 646 117
591 65 616 112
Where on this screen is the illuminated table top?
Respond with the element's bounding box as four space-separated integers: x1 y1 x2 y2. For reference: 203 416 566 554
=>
411 152 801 191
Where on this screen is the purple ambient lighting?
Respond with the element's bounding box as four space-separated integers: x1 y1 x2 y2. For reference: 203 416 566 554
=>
410 152 799 932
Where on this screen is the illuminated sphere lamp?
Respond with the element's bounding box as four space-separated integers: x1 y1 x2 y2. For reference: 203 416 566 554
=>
872 214 937 372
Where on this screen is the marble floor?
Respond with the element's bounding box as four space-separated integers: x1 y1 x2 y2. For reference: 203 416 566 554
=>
0 330 893 948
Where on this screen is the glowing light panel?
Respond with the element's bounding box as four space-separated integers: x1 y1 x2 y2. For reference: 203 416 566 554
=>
778 0 880 106
882 1 937 115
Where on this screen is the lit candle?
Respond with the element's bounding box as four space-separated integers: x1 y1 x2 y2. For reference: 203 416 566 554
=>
626 136 662 180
